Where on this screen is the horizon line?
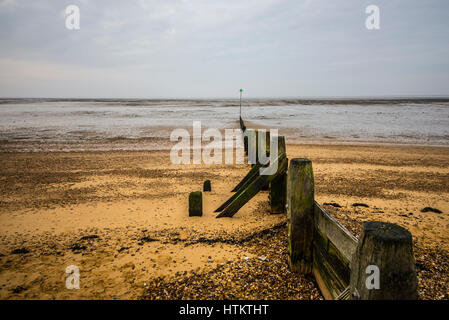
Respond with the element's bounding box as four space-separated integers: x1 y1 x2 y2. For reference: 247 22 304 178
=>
1 95 449 101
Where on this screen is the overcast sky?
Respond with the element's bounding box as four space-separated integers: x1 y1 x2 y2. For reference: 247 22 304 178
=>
0 0 448 98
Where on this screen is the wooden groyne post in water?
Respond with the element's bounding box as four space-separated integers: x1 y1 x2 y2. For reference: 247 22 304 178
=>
287 158 418 300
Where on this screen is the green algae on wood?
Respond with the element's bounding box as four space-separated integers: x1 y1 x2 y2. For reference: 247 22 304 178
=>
189 191 203 217
203 180 211 192
350 221 418 300
287 158 314 274
269 172 287 214
216 156 288 218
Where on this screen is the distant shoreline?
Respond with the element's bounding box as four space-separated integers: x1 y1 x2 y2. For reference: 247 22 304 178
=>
1 99 448 151
2 97 449 105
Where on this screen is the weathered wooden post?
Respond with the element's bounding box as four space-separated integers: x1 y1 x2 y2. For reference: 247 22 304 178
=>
189 191 202 217
287 158 314 274
244 135 248 155
270 173 286 213
245 129 257 165
259 130 270 156
350 221 418 300
259 130 270 191
239 116 246 133
203 180 211 192
269 135 287 213
253 129 259 166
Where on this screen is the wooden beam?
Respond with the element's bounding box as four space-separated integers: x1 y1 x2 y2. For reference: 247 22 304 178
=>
230 163 262 192
216 156 287 218
287 158 314 274
350 221 418 300
314 203 358 262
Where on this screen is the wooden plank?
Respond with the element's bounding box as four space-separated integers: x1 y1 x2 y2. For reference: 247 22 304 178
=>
215 164 262 212
230 163 262 192
313 227 351 299
313 268 334 300
336 287 350 300
216 156 287 218
312 203 357 299
314 202 358 262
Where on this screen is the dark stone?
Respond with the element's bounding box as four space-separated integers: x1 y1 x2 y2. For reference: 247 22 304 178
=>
141 236 158 243
11 286 26 294
11 248 29 255
70 243 86 252
118 246 129 252
323 202 342 208
80 235 99 240
415 262 430 272
421 207 442 214
352 203 369 208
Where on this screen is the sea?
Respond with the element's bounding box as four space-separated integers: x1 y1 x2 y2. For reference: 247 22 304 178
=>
1 98 448 151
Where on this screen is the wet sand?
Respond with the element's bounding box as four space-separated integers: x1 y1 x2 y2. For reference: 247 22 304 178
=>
0 144 448 299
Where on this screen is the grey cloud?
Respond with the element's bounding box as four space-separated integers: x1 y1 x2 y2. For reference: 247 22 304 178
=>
0 0 448 98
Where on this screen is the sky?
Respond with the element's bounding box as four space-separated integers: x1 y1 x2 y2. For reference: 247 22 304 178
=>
0 0 448 98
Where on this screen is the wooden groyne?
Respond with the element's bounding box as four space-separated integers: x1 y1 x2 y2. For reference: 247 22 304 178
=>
225 117 418 300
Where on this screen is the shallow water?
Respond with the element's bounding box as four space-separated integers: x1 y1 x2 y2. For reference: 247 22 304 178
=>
0 98 448 149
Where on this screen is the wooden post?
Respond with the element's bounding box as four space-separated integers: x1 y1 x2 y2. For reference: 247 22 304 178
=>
245 129 257 165
189 191 202 217
269 136 287 213
269 172 286 213
253 129 259 166
287 158 314 274
203 180 211 192
350 221 418 300
256 130 270 156
239 116 246 133
275 135 286 157
244 135 248 155
259 130 269 191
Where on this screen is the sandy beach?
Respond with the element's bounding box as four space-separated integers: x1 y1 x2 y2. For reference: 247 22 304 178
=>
1 0 449 306
0 142 447 300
